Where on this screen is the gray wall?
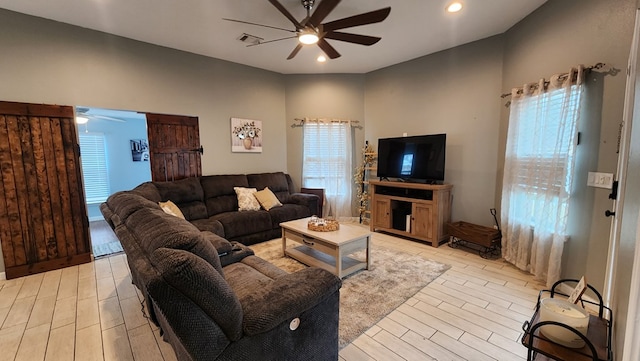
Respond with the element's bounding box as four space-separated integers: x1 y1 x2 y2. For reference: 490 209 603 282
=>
365 35 505 227
285 74 366 213
0 9 287 273
500 0 636 292
0 9 287 177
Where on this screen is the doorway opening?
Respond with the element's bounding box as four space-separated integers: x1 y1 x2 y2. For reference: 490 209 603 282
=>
75 106 151 258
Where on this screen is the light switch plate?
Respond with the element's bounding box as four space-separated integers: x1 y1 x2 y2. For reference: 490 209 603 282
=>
587 172 614 189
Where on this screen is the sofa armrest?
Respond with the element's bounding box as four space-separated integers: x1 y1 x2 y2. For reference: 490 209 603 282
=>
241 267 341 336
287 193 319 215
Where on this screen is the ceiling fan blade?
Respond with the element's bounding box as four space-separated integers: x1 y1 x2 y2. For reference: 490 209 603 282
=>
324 31 381 46
90 115 126 123
247 36 298 47
287 44 303 60
268 0 302 29
308 0 341 27
222 18 295 33
322 7 391 32
317 39 341 59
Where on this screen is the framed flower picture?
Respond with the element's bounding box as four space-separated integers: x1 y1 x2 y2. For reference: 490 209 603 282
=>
231 117 262 153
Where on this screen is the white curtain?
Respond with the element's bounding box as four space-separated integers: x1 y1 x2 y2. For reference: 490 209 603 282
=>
501 66 585 287
302 120 353 219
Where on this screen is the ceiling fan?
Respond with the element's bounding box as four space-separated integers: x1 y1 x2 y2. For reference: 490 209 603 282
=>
224 0 391 60
75 107 126 124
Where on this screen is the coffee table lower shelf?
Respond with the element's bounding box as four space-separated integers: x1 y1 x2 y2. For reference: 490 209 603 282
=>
285 245 366 278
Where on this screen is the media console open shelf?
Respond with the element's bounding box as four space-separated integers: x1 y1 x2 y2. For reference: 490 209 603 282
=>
369 180 453 247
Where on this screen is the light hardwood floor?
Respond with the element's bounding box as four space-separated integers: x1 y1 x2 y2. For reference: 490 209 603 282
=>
0 229 544 361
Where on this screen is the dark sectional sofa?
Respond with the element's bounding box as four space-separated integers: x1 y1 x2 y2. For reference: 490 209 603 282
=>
124 172 319 245
99 172 342 361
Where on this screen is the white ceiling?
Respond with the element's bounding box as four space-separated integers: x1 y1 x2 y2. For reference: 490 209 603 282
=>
0 0 547 74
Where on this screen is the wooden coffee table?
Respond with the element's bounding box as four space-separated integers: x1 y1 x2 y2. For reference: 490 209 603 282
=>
280 217 371 279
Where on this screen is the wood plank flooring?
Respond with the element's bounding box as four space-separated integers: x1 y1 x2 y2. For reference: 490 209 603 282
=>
0 229 544 360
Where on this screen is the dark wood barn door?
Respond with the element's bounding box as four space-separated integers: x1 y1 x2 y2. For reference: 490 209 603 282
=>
0 101 91 279
146 113 202 181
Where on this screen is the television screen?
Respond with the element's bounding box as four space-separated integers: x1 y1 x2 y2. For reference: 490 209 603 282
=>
377 134 446 183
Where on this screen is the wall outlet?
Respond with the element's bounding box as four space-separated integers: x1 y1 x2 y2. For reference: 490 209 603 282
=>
587 172 614 189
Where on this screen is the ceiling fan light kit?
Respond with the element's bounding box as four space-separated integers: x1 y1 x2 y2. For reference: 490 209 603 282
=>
225 0 391 60
298 29 319 45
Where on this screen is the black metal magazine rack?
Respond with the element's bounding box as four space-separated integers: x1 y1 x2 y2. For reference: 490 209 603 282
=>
521 279 613 361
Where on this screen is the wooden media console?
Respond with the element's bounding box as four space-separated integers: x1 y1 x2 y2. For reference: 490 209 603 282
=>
369 180 453 247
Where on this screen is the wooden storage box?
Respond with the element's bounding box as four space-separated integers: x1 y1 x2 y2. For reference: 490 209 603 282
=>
446 221 500 248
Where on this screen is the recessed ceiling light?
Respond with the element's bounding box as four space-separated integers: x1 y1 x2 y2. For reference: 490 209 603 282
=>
76 116 88 124
446 2 463 13
317 55 327 63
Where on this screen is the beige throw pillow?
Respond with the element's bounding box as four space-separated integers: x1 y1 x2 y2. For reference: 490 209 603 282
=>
159 200 186 219
234 187 261 211
254 187 283 211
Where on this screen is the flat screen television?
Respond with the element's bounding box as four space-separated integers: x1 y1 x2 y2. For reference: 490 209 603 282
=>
377 134 446 183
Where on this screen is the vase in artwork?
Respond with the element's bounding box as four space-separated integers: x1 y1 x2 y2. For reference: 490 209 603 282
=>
243 138 253 150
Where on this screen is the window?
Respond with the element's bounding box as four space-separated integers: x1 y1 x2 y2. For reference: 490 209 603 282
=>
302 121 353 218
505 85 582 231
501 67 585 287
79 133 110 203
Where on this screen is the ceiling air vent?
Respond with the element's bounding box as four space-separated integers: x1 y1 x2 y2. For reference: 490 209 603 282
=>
237 33 263 46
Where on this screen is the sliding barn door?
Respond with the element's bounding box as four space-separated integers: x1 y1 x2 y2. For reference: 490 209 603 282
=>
0 101 91 279
146 113 202 181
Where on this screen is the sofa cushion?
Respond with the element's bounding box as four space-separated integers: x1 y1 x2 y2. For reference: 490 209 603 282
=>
190 218 225 237
212 210 272 239
201 174 249 216
201 231 234 255
247 172 291 203
125 207 223 274
106 192 161 221
233 187 261 211
154 177 208 220
130 182 161 203
268 204 313 229
254 187 283 211
223 256 287 301
151 247 243 341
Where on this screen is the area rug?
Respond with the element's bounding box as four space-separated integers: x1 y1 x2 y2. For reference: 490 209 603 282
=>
251 238 451 348
92 241 124 258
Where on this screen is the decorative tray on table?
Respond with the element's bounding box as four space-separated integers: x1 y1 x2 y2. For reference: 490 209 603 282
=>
307 217 339 232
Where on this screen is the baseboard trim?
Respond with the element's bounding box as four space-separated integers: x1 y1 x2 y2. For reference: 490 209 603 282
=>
0 271 6 281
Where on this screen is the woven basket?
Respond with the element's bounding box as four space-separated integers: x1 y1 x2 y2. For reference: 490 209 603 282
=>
307 219 340 232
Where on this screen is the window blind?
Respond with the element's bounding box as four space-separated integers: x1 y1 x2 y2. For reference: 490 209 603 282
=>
509 85 580 195
79 133 110 203
302 122 348 189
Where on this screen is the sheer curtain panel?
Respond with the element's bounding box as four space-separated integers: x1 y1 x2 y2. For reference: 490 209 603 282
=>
501 66 585 287
302 121 353 219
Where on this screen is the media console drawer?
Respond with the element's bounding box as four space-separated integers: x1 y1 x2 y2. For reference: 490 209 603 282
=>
282 228 334 255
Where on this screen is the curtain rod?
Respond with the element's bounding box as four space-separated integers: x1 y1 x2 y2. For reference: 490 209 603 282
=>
291 117 362 129
500 62 608 98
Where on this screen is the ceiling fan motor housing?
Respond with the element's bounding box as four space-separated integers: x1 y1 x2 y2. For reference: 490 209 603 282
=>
302 0 315 11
